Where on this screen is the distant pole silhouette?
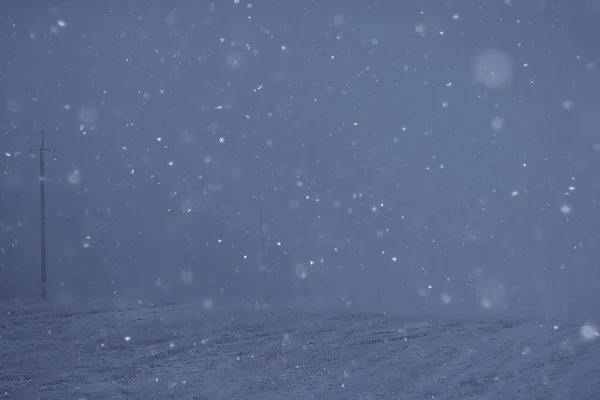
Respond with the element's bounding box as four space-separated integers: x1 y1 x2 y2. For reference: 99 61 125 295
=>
376 253 382 309
258 198 269 306
32 131 55 300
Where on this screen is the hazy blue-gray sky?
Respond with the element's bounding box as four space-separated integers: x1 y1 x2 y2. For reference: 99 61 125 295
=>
1 0 599 320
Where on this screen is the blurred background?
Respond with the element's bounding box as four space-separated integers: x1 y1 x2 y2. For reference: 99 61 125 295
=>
1 0 599 321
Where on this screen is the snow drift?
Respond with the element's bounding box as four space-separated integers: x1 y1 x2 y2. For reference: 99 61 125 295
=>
1 300 598 399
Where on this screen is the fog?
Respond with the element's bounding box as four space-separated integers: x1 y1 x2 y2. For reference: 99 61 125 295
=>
1 1 599 321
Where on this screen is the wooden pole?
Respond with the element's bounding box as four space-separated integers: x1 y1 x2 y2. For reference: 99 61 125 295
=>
258 198 269 306
32 131 55 299
376 253 382 308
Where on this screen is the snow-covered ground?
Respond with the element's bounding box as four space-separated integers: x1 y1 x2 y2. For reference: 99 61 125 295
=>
1 300 599 399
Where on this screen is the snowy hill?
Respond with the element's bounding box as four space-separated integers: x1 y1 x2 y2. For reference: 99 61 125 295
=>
1 300 599 399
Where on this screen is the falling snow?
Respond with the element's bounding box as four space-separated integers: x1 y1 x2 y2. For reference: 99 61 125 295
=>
1 1 599 398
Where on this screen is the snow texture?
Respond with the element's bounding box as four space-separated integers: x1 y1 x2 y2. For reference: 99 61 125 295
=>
1 300 599 399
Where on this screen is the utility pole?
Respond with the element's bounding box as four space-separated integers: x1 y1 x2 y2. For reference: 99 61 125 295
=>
258 198 269 306
376 252 382 309
32 130 55 300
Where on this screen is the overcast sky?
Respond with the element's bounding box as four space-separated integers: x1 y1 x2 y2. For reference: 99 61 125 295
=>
1 0 599 320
